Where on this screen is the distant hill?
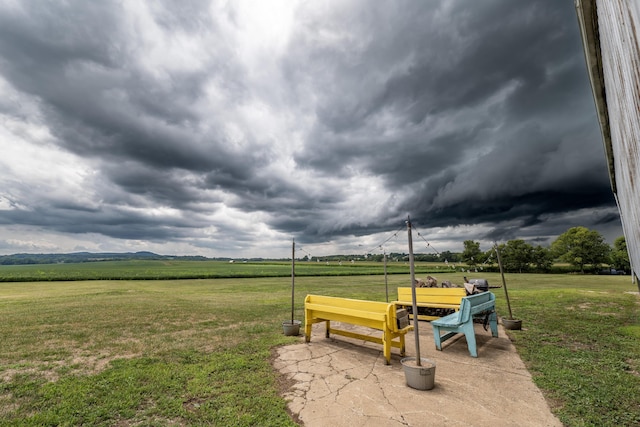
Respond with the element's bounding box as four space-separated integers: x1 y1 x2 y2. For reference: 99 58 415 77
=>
0 252 225 265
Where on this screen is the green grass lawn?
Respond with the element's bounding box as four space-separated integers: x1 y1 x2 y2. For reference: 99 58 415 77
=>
0 272 638 426
489 274 640 426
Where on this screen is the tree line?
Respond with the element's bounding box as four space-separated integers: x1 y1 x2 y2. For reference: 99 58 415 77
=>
312 226 630 275
461 226 630 274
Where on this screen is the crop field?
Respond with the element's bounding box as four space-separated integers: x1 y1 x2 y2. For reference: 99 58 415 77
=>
0 267 639 426
0 260 454 282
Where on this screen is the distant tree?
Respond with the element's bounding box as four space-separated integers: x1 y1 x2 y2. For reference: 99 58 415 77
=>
551 226 611 273
610 236 631 272
500 240 534 273
368 253 384 262
462 240 482 267
480 248 495 268
439 251 460 263
388 252 407 262
531 245 554 272
414 253 440 262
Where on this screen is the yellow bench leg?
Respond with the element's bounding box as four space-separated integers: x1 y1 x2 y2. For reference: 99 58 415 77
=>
383 330 391 365
304 325 311 342
399 334 406 356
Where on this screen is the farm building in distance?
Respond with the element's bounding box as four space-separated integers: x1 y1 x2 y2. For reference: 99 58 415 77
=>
575 0 640 288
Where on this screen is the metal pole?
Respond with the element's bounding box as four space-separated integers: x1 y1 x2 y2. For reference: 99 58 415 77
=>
407 216 421 365
291 239 295 324
495 244 513 319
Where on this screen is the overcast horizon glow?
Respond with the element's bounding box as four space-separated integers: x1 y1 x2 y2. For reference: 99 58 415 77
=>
0 0 622 259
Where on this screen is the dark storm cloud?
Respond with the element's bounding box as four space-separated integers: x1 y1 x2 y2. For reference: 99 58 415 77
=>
288 0 616 237
106 165 214 209
0 2 268 214
0 0 247 169
0 0 621 256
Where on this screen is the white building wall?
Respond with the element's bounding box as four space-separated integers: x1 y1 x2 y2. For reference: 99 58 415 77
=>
596 0 640 277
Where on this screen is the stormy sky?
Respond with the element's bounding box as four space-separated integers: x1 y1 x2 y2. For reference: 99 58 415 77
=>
0 0 622 258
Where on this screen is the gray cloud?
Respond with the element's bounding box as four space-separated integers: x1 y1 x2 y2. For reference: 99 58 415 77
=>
0 0 620 257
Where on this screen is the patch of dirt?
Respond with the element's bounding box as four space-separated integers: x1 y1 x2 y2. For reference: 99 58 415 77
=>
569 302 622 316
182 397 207 413
1 350 141 384
626 358 640 377
1 365 60 383
0 391 19 418
593 311 619 317
568 341 597 352
544 395 566 413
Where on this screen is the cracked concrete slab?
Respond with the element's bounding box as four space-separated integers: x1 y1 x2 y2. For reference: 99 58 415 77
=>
273 320 562 427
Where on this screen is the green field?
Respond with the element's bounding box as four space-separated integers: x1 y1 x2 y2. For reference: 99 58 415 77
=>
0 260 455 282
0 270 639 426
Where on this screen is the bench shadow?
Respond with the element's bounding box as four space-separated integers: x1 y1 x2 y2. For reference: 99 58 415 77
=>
308 322 403 362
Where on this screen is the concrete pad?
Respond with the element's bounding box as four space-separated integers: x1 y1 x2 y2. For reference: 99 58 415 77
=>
273 320 561 427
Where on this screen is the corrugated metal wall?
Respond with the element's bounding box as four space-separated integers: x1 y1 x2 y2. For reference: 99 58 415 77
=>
596 0 640 277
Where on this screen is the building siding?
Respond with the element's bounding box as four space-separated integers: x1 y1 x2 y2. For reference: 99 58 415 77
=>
577 0 640 279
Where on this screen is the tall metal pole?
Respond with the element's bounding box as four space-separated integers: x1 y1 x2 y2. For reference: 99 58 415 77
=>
494 243 513 319
291 239 295 324
407 216 421 365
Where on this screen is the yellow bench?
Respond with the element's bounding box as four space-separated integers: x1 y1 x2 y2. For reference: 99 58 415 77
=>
394 287 467 321
304 294 413 365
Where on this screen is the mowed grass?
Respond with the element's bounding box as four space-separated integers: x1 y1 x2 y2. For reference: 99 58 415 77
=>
0 272 638 426
490 274 640 426
0 275 412 426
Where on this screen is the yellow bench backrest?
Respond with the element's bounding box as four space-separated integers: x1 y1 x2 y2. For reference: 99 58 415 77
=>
304 294 399 330
396 287 466 305
305 294 390 312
